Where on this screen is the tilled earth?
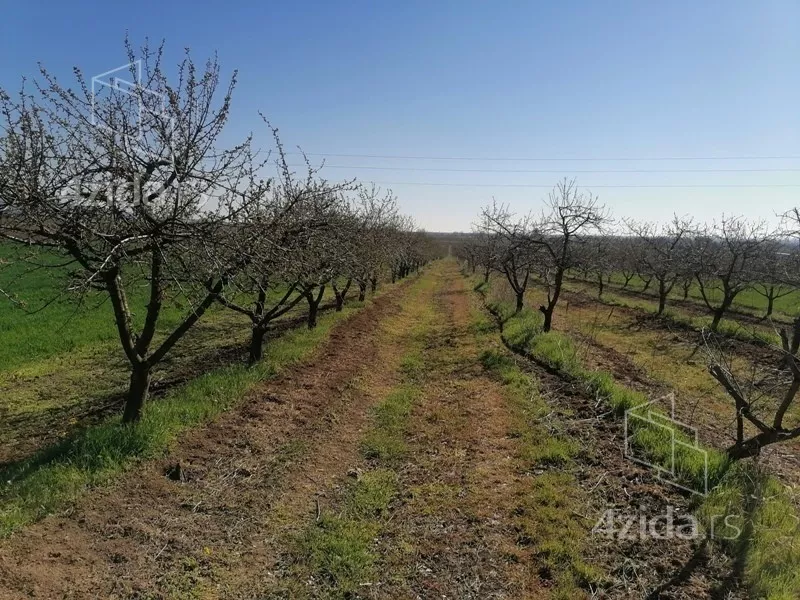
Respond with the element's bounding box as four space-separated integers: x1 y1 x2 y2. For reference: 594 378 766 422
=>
0 264 759 598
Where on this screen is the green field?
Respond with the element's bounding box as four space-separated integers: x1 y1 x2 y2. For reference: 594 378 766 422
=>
601 271 800 320
0 246 315 464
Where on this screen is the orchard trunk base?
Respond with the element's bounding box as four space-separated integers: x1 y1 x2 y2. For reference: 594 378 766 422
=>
248 327 266 366
122 366 152 424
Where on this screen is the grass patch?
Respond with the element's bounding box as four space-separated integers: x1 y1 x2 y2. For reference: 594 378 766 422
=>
480 347 603 595
486 292 730 494
476 278 800 599
291 275 434 598
698 463 800 599
594 271 800 321
564 277 781 346
0 304 363 536
301 469 400 597
303 469 400 595
360 385 418 462
0 243 262 373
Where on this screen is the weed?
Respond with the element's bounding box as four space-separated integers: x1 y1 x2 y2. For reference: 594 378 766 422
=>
360 385 418 462
303 470 400 595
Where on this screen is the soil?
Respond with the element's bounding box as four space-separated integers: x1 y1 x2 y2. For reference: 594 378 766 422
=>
0 289 408 599
561 288 800 492
0 301 341 468
0 265 770 598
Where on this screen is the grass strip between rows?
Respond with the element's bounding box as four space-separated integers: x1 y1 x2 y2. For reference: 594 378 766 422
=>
0 291 391 537
290 277 433 598
563 279 780 347
476 322 604 597
474 277 800 600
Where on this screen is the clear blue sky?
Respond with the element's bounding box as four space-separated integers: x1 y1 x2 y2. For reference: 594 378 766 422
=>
1 1 798 231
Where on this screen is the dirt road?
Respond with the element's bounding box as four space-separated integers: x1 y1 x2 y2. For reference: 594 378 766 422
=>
0 262 745 599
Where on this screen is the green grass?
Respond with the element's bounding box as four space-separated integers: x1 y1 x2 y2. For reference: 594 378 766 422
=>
0 242 330 462
360 385 419 462
360 282 432 464
297 345 426 596
488 290 730 493
564 279 781 346
0 303 363 536
603 271 800 319
288 275 434 598
479 347 604 596
475 277 800 599
301 469 399 596
0 244 238 373
699 463 800 599
346 469 399 518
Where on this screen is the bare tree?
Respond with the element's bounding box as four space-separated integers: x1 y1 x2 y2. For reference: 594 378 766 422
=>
461 239 479 275
472 213 500 284
388 216 428 283
616 237 641 290
347 185 399 301
478 200 536 313
751 238 797 320
576 236 612 298
532 179 609 332
706 321 800 460
691 217 770 332
212 126 350 364
0 40 261 422
626 215 694 315
290 196 344 329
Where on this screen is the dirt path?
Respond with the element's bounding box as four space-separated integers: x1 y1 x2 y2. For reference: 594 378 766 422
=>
0 263 754 599
365 265 545 598
0 278 417 599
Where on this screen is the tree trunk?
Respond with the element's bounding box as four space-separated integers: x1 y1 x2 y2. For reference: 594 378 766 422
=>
122 364 152 424
539 305 554 332
657 293 667 316
306 286 325 329
358 281 367 302
710 308 724 332
710 294 733 332
597 274 604 298
332 279 351 312
543 268 565 332
657 280 667 315
248 326 266 366
307 299 319 328
483 268 490 284
765 291 775 319
370 277 377 293
515 291 524 313
642 278 652 293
